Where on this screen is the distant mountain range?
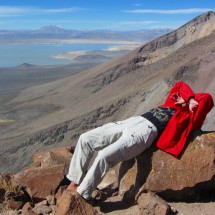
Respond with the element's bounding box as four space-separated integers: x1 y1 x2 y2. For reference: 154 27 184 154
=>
0 25 171 43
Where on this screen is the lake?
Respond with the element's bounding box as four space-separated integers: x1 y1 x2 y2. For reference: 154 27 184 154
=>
0 43 120 67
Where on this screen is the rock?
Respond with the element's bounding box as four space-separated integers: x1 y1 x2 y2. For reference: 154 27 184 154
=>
5 199 23 210
46 195 55 206
93 166 119 199
95 167 119 198
97 169 118 191
31 146 73 173
32 204 52 214
1 210 20 215
50 204 57 214
118 159 137 199
14 164 65 201
55 190 97 215
137 191 174 215
23 147 74 202
21 202 36 215
0 174 17 197
119 132 215 201
0 174 30 211
34 200 47 207
55 186 66 201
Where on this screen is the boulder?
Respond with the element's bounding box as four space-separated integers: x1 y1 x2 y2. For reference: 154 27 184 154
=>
137 191 174 215
31 146 73 173
119 132 215 201
55 190 97 215
13 146 74 202
14 164 65 201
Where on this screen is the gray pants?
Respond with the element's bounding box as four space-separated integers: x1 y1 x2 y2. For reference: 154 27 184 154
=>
66 116 158 199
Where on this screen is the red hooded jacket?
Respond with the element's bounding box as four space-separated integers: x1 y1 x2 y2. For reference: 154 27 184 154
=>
156 81 214 158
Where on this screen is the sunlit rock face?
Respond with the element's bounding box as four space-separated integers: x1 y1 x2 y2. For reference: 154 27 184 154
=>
119 132 215 201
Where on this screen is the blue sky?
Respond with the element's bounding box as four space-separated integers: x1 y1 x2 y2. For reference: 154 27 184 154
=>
0 0 215 30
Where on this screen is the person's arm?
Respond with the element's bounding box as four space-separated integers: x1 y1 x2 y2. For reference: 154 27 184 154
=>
173 89 213 129
192 93 214 130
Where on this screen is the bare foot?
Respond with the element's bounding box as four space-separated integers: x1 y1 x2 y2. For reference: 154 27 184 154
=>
67 182 78 192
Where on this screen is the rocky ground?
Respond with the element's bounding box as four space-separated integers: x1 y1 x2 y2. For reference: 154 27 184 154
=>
0 131 214 214
169 202 215 215
96 196 215 215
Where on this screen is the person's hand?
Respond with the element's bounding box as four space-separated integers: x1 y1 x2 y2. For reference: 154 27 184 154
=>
189 98 199 112
174 96 186 106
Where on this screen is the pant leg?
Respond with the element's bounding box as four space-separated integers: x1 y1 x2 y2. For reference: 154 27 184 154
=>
77 117 158 199
66 122 118 183
66 117 139 184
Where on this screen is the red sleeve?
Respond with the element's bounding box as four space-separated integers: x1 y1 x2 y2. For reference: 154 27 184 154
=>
192 93 214 130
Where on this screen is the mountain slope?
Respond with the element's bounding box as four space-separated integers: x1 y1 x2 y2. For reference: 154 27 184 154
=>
0 11 215 173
